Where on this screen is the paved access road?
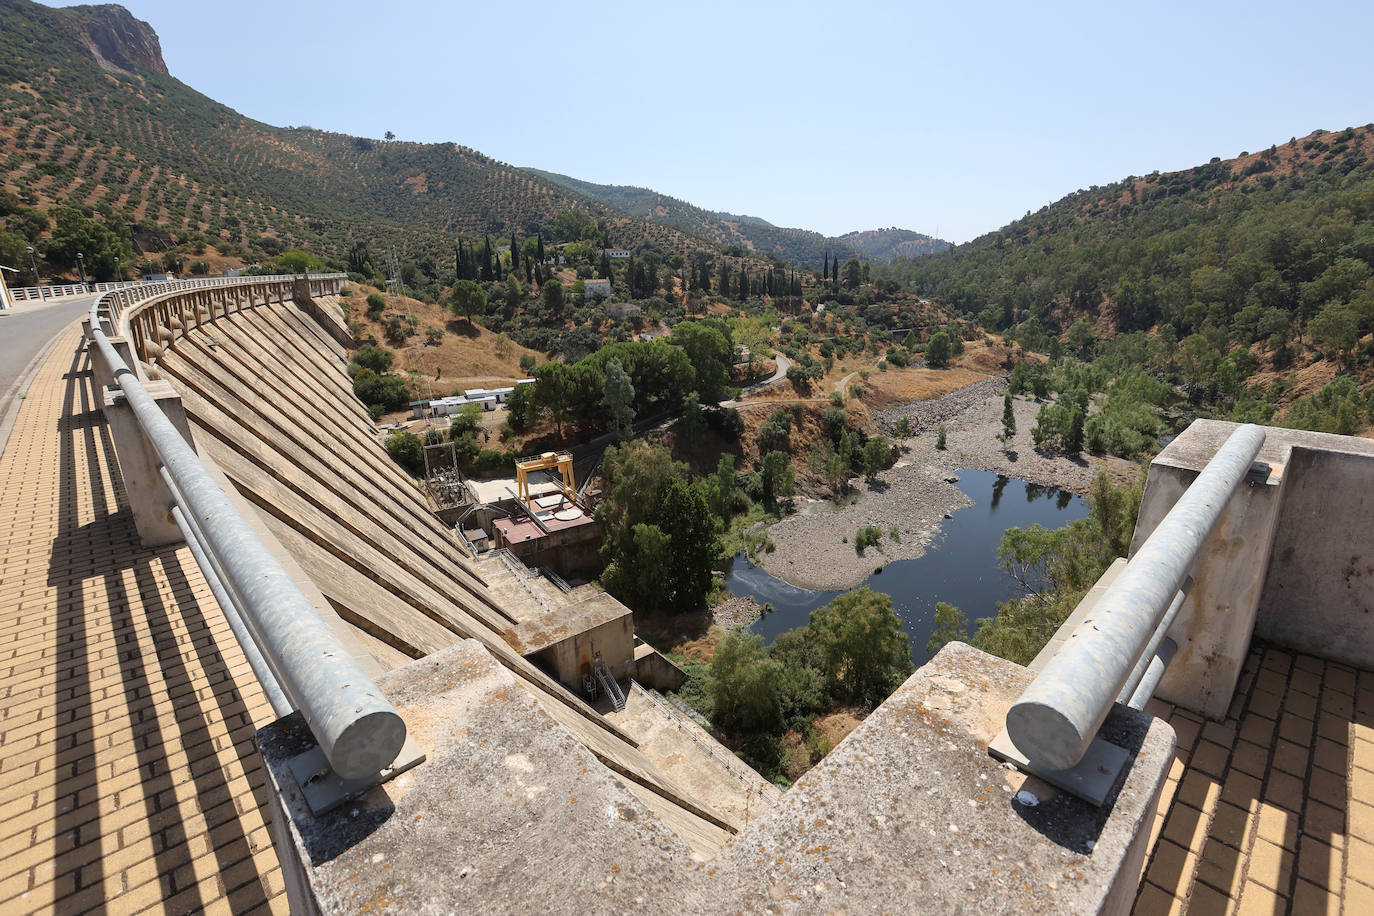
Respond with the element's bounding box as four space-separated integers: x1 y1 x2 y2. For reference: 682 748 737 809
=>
0 292 99 420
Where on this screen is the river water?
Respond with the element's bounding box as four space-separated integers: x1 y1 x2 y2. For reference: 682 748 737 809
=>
724 468 1087 666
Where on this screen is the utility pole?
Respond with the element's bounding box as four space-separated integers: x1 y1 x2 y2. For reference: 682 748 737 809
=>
25 246 43 298
76 252 87 290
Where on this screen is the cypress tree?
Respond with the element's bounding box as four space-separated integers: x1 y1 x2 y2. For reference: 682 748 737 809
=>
481 237 494 282
510 233 519 271
536 235 545 264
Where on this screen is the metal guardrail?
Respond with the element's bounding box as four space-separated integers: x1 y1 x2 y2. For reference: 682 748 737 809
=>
87 274 403 783
1005 424 1266 772
10 272 340 303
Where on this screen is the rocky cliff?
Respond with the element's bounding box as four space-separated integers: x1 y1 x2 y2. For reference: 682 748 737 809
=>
59 4 168 76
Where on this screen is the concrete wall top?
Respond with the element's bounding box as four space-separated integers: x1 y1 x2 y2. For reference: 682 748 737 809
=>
262 640 1175 915
1155 418 1374 473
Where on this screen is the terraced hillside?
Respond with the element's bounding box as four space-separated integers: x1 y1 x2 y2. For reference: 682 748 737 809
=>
0 1 718 270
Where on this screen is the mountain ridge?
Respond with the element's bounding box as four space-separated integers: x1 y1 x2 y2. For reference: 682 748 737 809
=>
523 168 949 268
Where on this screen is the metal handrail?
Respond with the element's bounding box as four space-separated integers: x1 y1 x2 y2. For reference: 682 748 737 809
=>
88 275 402 782
1005 424 1266 771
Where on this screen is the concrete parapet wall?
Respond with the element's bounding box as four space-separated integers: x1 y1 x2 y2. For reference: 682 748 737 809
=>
1256 445 1374 667
1128 419 1374 716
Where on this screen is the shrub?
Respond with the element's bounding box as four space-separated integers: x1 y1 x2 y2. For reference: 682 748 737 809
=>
352 369 411 412
935 425 947 450
854 525 883 555
352 343 392 374
366 292 386 318
385 430 423 475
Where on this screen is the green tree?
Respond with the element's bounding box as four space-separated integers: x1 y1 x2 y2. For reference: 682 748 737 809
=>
602 358 636 440
504 275 523 315
709 631 785 736
596 442 688 566
352 370 411 412
671 321 734 402
351 343 393 374
450 279 486 327
498 378 531 427
925 331 953 368
806 588 913 707
862 435 891 481
760 450 795 511
680 391 706 440
842 258 862 289
544 278 565 317
46 207 131 281
650 479 716 615
276 249 325 273
757 409 793 453
385 430 424 475
706 453 738 523
1001 394 1017 443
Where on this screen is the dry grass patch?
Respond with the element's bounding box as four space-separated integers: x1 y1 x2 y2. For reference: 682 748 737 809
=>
346 285 541 396
861 366 988 410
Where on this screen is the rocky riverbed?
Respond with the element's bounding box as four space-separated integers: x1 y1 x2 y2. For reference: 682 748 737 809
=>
756 376 1139 591
711 594 766 630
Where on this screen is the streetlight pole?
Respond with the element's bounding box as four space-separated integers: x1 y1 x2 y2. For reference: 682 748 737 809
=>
115 256 121 284
25 246 39 285
76 252 87 290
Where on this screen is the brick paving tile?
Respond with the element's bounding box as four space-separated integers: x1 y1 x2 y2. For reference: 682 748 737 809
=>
0 331 287 915
1134 643 1374 914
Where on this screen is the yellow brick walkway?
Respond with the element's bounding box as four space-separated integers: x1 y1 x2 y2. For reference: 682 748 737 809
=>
1135 645 1374 914
0 328 287 914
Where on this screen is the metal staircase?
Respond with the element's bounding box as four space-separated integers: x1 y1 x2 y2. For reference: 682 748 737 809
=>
594 655 626 712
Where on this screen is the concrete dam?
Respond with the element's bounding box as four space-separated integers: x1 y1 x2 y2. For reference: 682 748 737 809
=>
3 273 1373 914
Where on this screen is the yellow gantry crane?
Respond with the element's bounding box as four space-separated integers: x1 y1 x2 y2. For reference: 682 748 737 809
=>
514 452 576 508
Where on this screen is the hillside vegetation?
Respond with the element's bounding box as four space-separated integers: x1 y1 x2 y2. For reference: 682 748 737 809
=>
526 169 948 268
0 0 726 281
882 127 1374 433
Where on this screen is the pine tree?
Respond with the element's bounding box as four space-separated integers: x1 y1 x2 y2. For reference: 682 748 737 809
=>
1000 394 1016 443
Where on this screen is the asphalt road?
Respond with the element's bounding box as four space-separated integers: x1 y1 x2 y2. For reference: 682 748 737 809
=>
0 293 98 417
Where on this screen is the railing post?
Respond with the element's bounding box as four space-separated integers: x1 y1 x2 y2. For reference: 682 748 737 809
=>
101 380 194 547
1005 424 1266 771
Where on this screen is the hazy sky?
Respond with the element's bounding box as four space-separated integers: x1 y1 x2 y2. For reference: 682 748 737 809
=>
46 0 1374 243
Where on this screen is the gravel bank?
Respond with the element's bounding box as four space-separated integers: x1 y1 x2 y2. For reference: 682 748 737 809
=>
711 594 765 630
756 464 974 591
756 376 1140 591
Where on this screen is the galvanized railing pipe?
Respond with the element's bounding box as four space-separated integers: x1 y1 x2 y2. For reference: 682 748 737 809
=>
170 502 292 716
1006 424 1266 771
1115 577 1191 705
90 279 403 781
1126 638 1179 711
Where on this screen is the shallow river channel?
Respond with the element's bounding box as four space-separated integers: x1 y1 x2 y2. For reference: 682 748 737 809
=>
724 468 1087 666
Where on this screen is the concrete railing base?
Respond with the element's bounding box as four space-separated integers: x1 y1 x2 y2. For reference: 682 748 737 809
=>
101 380 194 547
259 640 1175 915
